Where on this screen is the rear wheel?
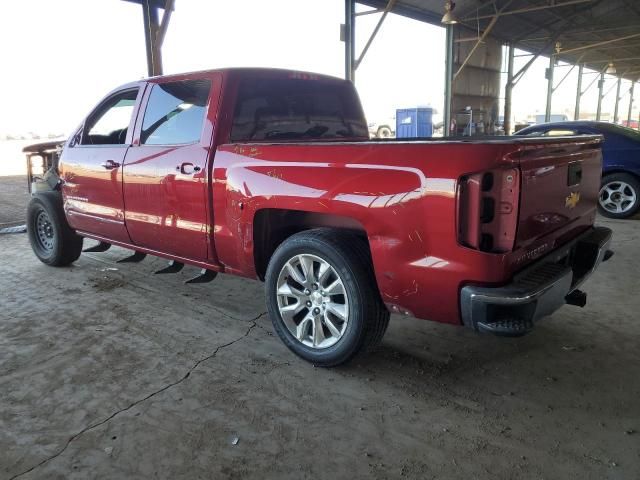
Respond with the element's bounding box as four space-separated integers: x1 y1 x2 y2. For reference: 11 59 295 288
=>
27 192 83 266
265 229 389 367
598 173 640 219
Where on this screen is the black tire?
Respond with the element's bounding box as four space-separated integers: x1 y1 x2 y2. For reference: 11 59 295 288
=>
598 173 640 219
27 192 83 266
265 228 389 367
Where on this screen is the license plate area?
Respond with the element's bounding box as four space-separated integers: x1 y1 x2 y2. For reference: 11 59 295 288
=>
567 161 582 186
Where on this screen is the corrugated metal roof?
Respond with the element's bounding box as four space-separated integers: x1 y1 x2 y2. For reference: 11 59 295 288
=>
359 0 640 80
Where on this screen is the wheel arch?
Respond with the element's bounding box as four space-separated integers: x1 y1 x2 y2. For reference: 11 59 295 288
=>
602 169 640 182
253 208 369 281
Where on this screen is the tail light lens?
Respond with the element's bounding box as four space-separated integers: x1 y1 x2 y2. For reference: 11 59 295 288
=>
458 168 520 253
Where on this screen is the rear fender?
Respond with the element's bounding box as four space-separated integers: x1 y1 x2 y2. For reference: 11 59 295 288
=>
211 147 433 313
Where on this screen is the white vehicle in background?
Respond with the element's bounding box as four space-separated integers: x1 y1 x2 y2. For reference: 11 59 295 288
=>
368 119 395 138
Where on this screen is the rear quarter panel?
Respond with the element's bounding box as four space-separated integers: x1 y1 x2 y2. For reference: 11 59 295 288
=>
212 141 526 324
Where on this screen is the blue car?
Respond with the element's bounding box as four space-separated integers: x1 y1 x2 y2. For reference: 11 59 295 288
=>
516 121 640 219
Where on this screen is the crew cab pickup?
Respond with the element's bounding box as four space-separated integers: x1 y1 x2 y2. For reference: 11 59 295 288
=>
26 68 613 366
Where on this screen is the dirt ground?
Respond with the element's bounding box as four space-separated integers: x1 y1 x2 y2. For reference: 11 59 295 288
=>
0 176 29 228
1 178 639 479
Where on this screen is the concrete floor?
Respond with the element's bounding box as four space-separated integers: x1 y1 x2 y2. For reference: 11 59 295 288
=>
1 192 639 479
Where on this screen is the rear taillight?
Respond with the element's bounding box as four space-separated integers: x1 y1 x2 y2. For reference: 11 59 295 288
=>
458 168 519 253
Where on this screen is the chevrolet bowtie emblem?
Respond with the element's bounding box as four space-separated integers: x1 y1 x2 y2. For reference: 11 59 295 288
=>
565 191 581 209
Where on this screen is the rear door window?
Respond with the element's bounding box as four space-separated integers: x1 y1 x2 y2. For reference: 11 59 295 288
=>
230 77 368 142
141 79 211 145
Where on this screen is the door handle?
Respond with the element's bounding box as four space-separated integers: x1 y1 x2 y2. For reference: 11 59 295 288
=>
176 163 201 175
101 160 120 170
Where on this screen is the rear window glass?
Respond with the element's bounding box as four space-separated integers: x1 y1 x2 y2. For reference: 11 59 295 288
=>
141 79 211 145
545 129 577 136
230 77 368 142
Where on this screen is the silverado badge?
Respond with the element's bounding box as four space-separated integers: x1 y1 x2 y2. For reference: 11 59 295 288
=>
565 191 581 209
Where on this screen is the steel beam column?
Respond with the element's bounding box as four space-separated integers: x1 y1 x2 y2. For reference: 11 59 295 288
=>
142 0 162 77
574 64 583 120
504 43 515 135
444 24 454 137
613 78 622 124
344 0 356 82
354 0 397 70
628 82 636 125
545 56 554 122
596 73 604 121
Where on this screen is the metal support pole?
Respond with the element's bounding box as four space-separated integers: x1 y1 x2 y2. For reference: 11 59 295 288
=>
344 0 356 82
545 55 554 122
142 0 162 77
574 64 583 120
628 82 635 126
504 43 515 135
355 0 397 70
613 78 622 124
444 24 454 137
596 73 604 121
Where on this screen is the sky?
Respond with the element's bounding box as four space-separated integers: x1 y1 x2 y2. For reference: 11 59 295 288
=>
1 0 637 137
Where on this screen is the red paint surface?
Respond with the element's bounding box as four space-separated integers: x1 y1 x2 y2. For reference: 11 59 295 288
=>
59 68 603 326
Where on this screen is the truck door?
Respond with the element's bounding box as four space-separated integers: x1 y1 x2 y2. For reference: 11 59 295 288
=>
59 86 143 243
122 74 220 261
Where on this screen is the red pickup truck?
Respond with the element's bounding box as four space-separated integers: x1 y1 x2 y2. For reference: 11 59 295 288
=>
26 68 613 366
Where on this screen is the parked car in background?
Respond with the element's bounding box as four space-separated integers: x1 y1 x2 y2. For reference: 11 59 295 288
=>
516 121 640 219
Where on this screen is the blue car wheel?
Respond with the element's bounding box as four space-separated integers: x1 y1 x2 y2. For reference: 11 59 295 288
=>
599 173 640 219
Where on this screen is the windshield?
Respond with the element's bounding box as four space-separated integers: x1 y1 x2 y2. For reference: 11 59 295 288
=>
230 76 368 142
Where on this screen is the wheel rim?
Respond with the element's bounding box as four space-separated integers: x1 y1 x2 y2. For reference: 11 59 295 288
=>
276 254 349 349
34 209 55 252
599 181 637 214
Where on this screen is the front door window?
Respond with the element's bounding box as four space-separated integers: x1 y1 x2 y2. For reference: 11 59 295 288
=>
82 90 138 145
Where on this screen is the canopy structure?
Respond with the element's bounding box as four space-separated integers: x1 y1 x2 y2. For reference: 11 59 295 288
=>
351 0 640 133
358 0 640 81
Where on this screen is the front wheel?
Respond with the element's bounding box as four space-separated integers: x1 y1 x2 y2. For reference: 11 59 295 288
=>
598 173 640 219
27 192 83 266
265 229 389 367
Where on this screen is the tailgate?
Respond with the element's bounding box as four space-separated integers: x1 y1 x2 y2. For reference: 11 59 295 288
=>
514 136 602 251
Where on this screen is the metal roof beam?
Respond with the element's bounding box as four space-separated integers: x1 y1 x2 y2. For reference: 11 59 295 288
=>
155 0 174 47
461 0 594 22
354 0 397 70
511 35 561 87
520 23 640 42
552 54 585 92
581 64 608 96
578 42 640 53
453 0 515 81
585 56 640 64
559 33 640 55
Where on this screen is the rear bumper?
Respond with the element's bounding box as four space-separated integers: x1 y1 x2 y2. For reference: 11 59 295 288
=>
460 226 613 335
